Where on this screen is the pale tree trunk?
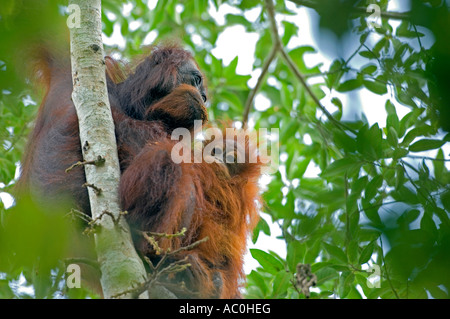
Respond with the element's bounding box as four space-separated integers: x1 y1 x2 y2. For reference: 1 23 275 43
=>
68 0 148 299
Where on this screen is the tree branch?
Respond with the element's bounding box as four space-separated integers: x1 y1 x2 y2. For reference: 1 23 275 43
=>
69 0 148 299
242 45 278 126
262 0 355 133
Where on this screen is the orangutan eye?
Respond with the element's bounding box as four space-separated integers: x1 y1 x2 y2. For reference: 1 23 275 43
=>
193 73 202 86
212 147 224 162
225 151 236 163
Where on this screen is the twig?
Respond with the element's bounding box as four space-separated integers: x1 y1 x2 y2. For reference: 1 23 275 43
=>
242 45 278 126
112 235 209 299
400 161 450 228
66 208 92 224
66 155 105 173
142 232 163 255
5 121 30 153
379 237 400 299
170 236 209 255
264 0 356 134
82 182 102 195
86 210 128 236
145 227 187 239
141 228 189 255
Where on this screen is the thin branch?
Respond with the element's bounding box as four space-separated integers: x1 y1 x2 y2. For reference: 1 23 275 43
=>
288 0 411 21
379 237 400 299
144 227 187 239
242 0 281 126
171 236 209 254
280 47 355 133
242 45 278 126
243 0 358 134
400 160 450 228
344 173 351 243
112 236 209 299
66 208 92 224
82 182 102 195
66 155 105 173
265 0 355 134
142 231 163 255
5 121 30 153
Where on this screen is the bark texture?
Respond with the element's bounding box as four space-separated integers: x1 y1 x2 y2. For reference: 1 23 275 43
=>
68 0 148 299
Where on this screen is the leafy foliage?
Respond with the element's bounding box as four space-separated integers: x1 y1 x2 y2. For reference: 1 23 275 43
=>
0 0 449 298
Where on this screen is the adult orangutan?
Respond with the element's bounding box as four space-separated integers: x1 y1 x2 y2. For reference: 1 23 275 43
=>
17 44 262 298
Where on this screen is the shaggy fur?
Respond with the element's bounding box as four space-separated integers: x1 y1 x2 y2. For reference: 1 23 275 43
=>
17 44 262 298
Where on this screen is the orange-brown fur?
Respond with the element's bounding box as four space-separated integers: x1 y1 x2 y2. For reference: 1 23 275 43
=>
17 43 262 298
120 132 262 298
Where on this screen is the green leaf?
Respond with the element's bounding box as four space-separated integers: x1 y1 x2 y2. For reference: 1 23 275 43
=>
0 280 14 298
357 124 383 160
297 157 311 179
281 21 298 46
247 270 268 296
364 79 387 95
331 97 343 111
323 242 348 263
348 210 360 236
362 198 383 226
385 100 397 116
347 240 359 264
393 147 408 160
409 139 446 152
359 242 375 264
440 191 450 216
365 175 383 201
315 267 339 286
361 64 377 75
433 149 445 180
250 249 284 275
395 164 405 189
401 125 433 147
287 46 321 74
420 213 438 239
321 158 361 178
326 59 344 89
392 185 420 205
397 209 421 226
339 271 354 298
287 241 306 273
396 21 418 38
225 14 253 30
387 127 399 147
252 217 270 244
271 271 291 298
280 118 300 143
359 51 377 59
238 0 261 10
333 130 357 152
337 79 362 92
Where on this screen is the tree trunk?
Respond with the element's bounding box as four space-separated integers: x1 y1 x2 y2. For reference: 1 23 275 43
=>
68 0 148 299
